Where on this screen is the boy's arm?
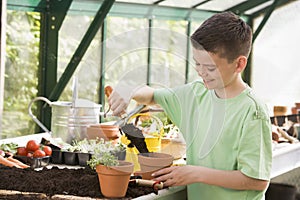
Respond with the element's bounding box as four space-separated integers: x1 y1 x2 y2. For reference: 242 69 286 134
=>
153 165 269 191
132 85 156 105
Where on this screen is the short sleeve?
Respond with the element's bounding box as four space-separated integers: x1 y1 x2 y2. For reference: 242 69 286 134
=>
237 116 273 180
153 88 182 126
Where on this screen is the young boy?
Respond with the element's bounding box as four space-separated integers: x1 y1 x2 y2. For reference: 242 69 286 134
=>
108 11 272 200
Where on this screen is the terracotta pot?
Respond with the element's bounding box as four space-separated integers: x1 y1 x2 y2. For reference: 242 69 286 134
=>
291 107 298 115
86 124 120 140
137 152 173 179
96 161 134 198
273 106 287 116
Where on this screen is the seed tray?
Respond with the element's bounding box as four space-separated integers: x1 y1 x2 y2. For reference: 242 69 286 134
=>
14 155 50 169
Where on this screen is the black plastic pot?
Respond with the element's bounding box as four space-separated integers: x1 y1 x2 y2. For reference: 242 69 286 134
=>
63 151 78 165
266 183 297 200
113 150 126 160
77 152 92 166
51 150 63 164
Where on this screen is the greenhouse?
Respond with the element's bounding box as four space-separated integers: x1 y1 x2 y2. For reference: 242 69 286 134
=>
0 0 300 199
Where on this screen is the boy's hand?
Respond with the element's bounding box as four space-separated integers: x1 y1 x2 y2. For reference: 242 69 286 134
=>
106 86 130 117
152 165 199 187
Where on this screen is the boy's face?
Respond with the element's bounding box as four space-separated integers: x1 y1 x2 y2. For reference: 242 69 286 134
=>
192 48 238 90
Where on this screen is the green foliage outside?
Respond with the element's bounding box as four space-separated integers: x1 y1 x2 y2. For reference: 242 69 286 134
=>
2 11 40 138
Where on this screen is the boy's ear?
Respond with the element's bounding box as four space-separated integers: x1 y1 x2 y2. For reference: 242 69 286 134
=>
235 56 247 73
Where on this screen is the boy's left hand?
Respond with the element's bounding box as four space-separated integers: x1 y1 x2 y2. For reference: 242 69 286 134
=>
152 165 199 187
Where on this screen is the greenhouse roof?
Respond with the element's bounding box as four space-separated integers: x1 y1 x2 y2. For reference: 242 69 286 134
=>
7 0 295 19
115 0 294 18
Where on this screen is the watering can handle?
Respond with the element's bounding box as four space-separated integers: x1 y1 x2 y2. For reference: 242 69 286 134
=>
28 97 52 133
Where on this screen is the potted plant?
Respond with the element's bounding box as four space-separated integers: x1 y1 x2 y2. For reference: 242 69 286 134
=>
87 140 133 198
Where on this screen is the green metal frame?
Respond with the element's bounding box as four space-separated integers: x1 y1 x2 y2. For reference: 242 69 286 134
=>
38 0 73 130
185 21 192 84
99 20 107 122
147 19 153 86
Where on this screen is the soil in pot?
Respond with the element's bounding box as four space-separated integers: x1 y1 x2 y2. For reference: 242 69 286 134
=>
0 164 158 199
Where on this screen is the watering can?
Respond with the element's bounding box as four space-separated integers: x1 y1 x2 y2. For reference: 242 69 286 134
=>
28 96 102 143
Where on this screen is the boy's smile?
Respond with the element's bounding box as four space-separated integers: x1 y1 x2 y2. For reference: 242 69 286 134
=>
192 48 247 98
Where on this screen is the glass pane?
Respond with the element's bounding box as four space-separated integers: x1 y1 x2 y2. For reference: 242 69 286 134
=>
2 11 40 138
151 20 188 87
104 17 148 114
197 0 248 11
252 1 300 112
58 14 101 104
160 0 207 8
187 20 205 83
116 0 157 3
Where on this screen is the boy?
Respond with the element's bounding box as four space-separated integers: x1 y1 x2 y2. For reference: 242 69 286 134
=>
108 11 272 200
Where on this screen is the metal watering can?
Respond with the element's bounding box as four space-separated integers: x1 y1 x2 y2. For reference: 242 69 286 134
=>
28 96 102 143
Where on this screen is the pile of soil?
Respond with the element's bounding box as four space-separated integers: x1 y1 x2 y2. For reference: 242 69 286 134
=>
0 164 158 199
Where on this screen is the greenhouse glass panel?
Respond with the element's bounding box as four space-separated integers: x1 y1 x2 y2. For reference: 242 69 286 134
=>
151 20 188 88
187 20 205 83
104 17 148 114
159 0 207 8
58 14 102 103
2 11 40 138
197 0 248 11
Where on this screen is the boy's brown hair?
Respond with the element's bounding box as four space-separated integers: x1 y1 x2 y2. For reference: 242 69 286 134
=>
191 11 252 63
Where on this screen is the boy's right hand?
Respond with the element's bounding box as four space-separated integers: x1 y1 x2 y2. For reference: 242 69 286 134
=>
105 85 130 117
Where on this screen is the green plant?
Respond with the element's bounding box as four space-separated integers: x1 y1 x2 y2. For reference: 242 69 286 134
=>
88 151 119 169
67 138 105 153
87 139 126 169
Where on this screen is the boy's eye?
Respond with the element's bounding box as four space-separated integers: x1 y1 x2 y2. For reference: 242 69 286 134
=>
207 67 216 72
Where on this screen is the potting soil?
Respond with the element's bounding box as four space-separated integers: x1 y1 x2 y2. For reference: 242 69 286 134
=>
0 164 157 199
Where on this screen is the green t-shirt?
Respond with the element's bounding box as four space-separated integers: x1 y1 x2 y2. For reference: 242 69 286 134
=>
154 80 272 200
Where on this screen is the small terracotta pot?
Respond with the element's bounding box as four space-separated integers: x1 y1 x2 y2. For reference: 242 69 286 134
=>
87 124 120 140
273 106 287 116
138 152 173 179
96 161 134 198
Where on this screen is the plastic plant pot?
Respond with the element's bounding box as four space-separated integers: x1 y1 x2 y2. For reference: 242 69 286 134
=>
113 150 126 160
51 150 63 164
63 151 78 165
77 152 92 167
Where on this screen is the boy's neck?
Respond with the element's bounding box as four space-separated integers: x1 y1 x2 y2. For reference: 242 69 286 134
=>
214 78 247 99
